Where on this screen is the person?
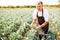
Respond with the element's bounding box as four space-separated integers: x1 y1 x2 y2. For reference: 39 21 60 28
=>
30 1 49 40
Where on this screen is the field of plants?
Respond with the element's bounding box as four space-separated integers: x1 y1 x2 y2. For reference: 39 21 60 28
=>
0 8 60 40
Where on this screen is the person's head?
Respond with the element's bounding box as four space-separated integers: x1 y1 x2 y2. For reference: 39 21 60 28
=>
36 1 43 10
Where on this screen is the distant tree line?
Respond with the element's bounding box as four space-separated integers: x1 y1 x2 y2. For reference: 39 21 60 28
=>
0 5 36 8
0 4 60 8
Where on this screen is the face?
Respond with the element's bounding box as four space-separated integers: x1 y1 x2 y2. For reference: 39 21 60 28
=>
36 3 43 10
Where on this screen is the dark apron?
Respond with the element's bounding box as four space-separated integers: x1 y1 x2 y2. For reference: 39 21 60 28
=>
36 9 49 40
37 9 49 34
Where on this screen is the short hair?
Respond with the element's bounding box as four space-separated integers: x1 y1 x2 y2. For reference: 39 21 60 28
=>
36 1 43 5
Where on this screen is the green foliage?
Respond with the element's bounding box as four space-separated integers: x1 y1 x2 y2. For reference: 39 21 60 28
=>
0 8 60 40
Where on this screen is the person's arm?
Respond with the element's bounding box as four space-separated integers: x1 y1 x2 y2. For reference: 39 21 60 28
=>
30 19 37 28
40 21 48 27
30 9 37 28
35 21 48 31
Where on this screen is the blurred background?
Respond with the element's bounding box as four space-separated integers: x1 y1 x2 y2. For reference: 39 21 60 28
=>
0 0 60 40
0 0 60 8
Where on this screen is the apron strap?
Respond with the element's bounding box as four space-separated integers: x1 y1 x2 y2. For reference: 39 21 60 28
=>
42 9 43 16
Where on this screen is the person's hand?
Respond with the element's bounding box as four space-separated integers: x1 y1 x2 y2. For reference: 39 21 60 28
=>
35 25 41 31
29 25 32 29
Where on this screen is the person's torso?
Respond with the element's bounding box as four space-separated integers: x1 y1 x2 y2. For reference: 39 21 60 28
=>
37 9 45 25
